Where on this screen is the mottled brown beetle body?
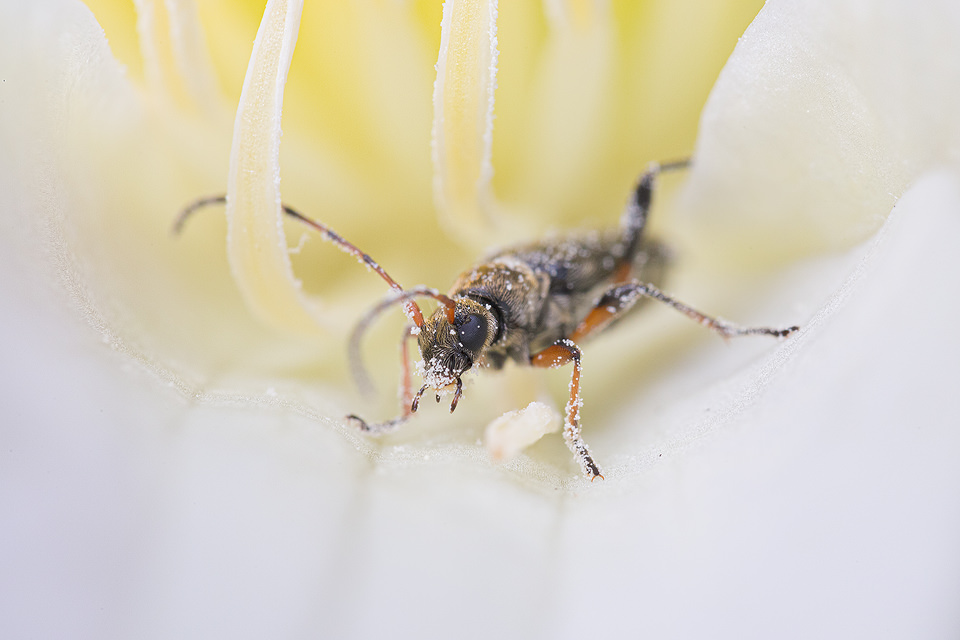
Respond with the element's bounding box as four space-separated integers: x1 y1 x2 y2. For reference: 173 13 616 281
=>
178 160 798 480
417 231 668 381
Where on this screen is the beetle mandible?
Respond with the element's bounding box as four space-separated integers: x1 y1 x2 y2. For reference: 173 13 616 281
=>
177 159 799 479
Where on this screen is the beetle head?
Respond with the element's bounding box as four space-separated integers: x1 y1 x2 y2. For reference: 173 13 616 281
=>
414 297 499 412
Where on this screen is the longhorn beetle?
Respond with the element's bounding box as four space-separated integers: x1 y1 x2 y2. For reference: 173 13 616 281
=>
176 160 799 479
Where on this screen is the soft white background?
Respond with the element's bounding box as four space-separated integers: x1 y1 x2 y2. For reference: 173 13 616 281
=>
2 0 960 638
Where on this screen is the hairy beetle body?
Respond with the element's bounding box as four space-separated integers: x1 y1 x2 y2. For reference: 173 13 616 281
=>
178 159 798 480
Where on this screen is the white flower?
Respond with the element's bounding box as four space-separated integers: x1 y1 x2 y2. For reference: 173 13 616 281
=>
2 0 958 637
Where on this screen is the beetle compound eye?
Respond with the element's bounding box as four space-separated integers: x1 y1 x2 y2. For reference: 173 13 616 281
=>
457 313 488 352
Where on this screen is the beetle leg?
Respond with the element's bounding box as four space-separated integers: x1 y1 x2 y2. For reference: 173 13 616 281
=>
645 283 798 338
571 281 799 344
534 278 798 479
345 323 420 434
613 159 691 283
636 282 800 338
398 323 417 412
530 339 602 481
569 283 645 343
345 413 407 434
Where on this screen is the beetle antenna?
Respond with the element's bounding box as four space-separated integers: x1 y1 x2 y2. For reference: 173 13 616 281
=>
174 195 427 326
172 195 226 235
279 205 422 319
349 286 457 395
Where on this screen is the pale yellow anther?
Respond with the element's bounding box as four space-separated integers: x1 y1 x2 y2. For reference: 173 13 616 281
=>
162 0 223 115
432 0 500 243
515 0 614 222
132 0 166 95
544 0 598 32
132 0 221 113
225 0 324 336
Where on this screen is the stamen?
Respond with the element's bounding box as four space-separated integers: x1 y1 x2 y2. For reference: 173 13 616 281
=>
223 0 321 335
432 0 500 241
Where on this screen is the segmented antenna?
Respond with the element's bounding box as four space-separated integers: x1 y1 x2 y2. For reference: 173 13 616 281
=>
174 195 434 327
175 195 459 394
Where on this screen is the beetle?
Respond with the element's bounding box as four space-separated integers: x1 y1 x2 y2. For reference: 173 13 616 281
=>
177 160 798 479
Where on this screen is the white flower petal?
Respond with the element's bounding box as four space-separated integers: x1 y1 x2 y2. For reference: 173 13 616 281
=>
5 171 959 635
553 169 960 637
4 0 959 637
678 0 960 267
